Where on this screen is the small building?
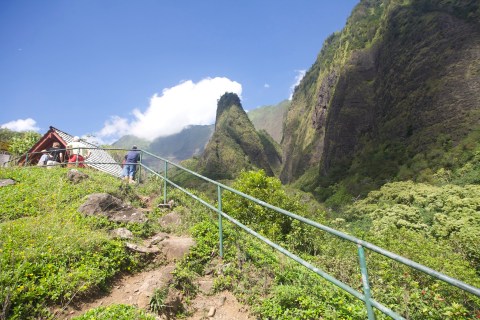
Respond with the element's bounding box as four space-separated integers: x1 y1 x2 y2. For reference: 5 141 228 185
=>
20 126 123 177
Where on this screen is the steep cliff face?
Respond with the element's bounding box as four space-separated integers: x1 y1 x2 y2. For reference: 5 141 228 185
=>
281 0 480 193
198 93 276 180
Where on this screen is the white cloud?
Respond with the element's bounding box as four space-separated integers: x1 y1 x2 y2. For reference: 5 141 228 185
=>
1 118 40 132
97 77 242 142
98 116 131 138
289 69 306 100
264 83 270 88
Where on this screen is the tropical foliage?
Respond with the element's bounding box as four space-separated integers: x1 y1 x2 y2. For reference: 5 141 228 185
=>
0 168 142 319
5 131 41 156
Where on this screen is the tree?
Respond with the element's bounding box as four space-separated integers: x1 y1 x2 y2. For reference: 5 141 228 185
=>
223 170 304 244
8 131 41 156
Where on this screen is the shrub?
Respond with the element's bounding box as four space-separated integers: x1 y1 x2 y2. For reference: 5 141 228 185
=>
222 170 306 246
72 304 156 320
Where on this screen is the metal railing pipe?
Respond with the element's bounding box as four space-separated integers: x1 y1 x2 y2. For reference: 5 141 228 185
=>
139 167 404 319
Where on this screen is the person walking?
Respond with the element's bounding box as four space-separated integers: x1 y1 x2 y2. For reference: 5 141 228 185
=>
122 145 140 184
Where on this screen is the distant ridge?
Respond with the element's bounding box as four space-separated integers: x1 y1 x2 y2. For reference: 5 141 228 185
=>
248 100 290 144
112 125 214 163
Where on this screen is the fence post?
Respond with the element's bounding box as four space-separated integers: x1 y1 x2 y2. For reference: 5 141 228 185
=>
25 152 29 165
163 160 168 205
217 185 224 258
358 244 375 320
138 151 142 183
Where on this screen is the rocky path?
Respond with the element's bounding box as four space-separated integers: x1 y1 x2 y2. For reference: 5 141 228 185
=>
56 231 252 319
51 193 253 319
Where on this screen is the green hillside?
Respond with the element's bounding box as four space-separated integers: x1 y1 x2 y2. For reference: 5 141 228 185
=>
281 0 480 200
197 93 277 180
1 158 479 319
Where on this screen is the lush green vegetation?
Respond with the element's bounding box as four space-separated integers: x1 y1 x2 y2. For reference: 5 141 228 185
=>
198 92 275 180
169 170 479 319
283 0 480 203
0 128 41 156
0 167 150 319
72 304 156 320
1 161 479 319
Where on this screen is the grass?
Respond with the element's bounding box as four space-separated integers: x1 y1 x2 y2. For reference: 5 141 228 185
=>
0 167 141 319
2 165 480 319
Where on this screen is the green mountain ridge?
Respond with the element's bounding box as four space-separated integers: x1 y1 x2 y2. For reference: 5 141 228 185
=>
281 0 480 197
196 93 279 180
111 101 287 163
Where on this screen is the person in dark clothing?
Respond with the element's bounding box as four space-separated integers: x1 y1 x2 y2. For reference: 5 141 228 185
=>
46 142 64 169
122 145 140 183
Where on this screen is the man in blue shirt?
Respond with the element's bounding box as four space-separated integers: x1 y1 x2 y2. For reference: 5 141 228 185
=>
123 145 140 184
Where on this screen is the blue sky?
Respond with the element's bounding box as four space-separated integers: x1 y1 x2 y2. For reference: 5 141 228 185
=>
1 0 358 143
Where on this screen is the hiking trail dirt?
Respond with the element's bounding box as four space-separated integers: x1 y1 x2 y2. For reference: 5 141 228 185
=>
55 224 252 319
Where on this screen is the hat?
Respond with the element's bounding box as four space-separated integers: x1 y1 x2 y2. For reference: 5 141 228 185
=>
41 149 47 153
132 145 137 149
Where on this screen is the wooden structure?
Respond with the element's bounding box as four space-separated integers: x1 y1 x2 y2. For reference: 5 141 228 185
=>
20 126 123 177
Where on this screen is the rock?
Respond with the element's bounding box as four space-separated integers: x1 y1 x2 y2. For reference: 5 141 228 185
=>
79 193 124 214
158 236 195 261
208 306 216 317
136 292 151 309
0 179 17 187
159 212 181 228
164 289 185 315
219 296 226 306
125 242 161 254
145 232 169 247
0 178 16 187
111 228 134 239
67 169 89 184
78 193 147 223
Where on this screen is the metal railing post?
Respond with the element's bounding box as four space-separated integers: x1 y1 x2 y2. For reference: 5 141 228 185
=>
138 151 142 183
218 185 224 258
358 244 375 320
163 160 168 204
76 147 80 167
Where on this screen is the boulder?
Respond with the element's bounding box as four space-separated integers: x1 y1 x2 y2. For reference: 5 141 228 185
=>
158 236 195 261
159 212 181 228
78 193 147 223
111 228 134 239
0 179 16 187
67 169 89 184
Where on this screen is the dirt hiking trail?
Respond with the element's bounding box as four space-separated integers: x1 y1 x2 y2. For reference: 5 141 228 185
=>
56 214 253 320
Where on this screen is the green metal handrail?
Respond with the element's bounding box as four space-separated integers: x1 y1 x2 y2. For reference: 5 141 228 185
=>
138 149 480 320
8 147 480 319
